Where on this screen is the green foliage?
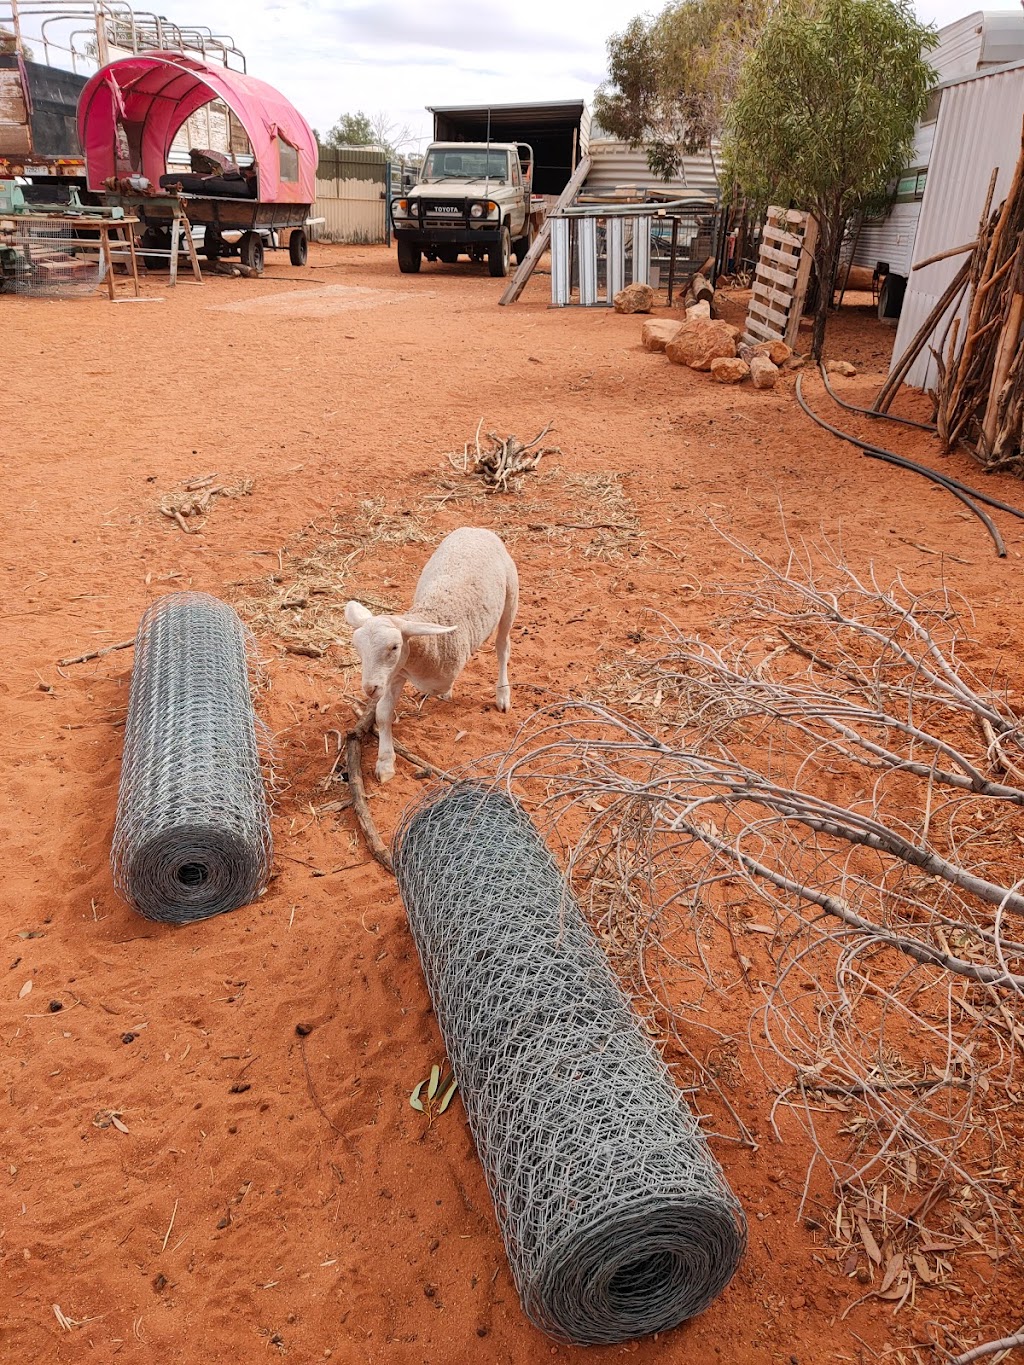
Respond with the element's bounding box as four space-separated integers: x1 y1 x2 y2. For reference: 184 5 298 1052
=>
595 0 779 178
723 0 937 357
323 111 376 150
723 0 936 216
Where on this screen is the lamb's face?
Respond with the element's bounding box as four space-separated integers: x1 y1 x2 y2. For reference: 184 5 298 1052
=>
350 616 406 701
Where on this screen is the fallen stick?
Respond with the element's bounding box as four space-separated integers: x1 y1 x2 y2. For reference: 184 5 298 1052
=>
345 701 393 872
58 639 134 667
393 740 453 781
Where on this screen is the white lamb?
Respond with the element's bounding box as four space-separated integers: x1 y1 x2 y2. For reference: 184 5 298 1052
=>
344 526 519 783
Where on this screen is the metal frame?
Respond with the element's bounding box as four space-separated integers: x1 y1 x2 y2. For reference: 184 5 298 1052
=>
549 198 719 309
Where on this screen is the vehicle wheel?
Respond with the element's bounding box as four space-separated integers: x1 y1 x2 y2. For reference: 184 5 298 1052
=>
289 228 309 266
397 238 421 273
488 225 511 278
513 223 534 265
238 231 265 273
437 247 458 264
141 226 170 271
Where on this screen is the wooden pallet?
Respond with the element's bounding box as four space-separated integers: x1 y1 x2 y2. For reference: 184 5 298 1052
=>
742 206 817 349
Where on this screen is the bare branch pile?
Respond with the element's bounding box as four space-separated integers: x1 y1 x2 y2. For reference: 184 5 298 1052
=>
500 534 1024 1276
447 419 560 493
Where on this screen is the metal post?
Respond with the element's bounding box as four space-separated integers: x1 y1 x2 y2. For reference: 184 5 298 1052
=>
606 215 624 304
667 217 680 306
550 217 571 307
633 216 651 286
578 215 597 306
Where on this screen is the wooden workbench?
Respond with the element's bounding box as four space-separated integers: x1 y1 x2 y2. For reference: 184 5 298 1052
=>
12 213 141 299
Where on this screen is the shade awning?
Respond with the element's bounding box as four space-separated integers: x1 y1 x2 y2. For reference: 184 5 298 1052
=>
77 52 317 203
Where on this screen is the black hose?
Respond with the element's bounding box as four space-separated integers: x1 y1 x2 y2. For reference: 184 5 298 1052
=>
795 373 1008 557
818 364 937 433
802 372 1024 522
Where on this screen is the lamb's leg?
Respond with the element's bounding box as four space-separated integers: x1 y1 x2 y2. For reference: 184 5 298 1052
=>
374 675 405 782
495 582 517 712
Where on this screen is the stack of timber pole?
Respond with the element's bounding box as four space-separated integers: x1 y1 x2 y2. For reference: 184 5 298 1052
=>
875 116 1024 473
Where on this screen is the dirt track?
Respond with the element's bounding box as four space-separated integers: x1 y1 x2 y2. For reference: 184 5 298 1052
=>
3 244 1023 1363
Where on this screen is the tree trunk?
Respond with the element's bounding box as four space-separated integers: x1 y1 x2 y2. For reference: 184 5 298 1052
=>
811 214 844 362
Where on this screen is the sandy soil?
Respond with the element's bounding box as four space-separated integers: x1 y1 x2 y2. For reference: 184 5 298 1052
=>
3 245 1023 1364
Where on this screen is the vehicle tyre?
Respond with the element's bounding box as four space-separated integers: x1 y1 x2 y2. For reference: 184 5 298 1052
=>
397 238 422 273
238 231 265 273
488 225 511 278
513 223 534 265
141 226 170 271
288 228 309 266
437 247 459 264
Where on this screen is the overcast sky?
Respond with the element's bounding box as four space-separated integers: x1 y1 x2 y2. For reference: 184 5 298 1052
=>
28 0 1024 149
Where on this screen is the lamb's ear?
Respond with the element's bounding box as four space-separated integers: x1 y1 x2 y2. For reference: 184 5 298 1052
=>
396 617 458 638
345 601 373 628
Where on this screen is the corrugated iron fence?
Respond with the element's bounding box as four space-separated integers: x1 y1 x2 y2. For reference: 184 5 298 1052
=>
313 146 388 244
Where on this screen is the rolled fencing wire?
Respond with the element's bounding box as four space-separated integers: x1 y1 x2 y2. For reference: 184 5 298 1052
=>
393 782 746 1345
111 592 273 924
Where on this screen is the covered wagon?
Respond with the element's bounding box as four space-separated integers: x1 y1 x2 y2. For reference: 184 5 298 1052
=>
77 51 316 272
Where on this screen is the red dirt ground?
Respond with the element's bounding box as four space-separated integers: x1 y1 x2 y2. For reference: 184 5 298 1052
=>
3 245 1023 1364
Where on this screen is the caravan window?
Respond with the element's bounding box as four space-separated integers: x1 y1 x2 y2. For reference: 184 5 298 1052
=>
277 136 299 183
895 169 928 201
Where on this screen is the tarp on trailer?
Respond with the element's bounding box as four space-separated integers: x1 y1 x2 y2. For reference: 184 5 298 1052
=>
428 100 589 196
78 51 316 203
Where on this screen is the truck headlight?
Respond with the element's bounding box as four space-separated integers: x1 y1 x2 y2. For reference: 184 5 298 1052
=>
470 202 484 219
470 201 498 220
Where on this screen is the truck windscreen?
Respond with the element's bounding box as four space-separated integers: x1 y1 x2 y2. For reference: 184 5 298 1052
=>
422 150 509 181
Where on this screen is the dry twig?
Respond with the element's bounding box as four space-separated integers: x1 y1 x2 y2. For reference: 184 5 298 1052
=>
447 419 560 492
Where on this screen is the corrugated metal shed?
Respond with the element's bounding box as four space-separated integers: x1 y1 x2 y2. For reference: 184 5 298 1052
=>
427 101 589 195
931 10 987 81
853 203 923 278
854 8 1024 274
585 139 720 200
890 59 1024 389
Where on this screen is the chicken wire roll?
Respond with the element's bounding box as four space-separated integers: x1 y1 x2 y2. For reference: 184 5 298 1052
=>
393 783 746 1345
111 592 272 924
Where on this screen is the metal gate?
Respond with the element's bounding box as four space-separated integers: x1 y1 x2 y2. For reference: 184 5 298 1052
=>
549 200 720 307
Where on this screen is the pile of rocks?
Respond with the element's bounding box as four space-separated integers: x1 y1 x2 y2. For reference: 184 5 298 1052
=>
611 281 856 391
640 315 807 390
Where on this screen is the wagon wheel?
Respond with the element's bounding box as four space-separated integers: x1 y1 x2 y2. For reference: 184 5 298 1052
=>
238 231 265 274
288 228 309 267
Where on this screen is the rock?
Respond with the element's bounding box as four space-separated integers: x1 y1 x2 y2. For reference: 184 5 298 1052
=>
752 338 792 366
613 282 655 314
785 353 807 370
826 359 858 377
749 354 779 390
641 319 681 352
710 357 749 384
666 319 738 371
685 299 712 322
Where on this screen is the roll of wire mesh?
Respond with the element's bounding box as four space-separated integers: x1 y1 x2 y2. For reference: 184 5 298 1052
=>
393 783 746 1345
111 592 273 924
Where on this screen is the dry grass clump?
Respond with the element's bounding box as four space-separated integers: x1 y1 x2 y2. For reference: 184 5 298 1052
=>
232 497 430 657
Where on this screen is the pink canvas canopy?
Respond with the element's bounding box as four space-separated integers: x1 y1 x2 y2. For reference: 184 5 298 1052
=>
78 52 317 203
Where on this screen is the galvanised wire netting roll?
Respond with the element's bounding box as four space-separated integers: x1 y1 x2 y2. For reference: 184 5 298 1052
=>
111 592 273 924
393 783 746 1345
